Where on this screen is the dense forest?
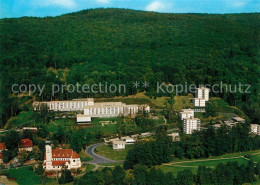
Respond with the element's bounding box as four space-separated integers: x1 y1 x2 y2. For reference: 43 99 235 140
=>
0 8 259 127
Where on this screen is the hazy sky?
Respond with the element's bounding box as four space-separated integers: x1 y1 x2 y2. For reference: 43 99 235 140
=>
1 0 259 18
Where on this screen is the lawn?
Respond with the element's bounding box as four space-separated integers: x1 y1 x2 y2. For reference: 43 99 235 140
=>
78 150 92 161
47 118 76 133
157 150 260 177
3 166 41 185
95 144 134 160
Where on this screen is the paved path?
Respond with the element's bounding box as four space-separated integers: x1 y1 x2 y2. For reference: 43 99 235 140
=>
85 143 117 164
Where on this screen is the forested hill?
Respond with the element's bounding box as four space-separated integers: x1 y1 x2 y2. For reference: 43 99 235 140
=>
0 9 259 125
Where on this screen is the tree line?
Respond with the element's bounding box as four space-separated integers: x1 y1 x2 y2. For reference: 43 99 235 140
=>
74 161 260 185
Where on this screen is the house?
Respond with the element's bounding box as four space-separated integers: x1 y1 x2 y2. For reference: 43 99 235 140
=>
213 124 222 129
18 139 33 152
180 109 194 120
112 140 126 150
251 124 260 135
167 133 180 141
43 143 81 172
183 118 201 134
0 143 6 153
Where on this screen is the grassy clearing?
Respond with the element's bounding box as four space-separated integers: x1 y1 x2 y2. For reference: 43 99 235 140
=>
78 150 92 161
95 92 193 110
5 111 35 129
2 166 41 185
95 144 134 160
157 150 260 177
47 118 76 133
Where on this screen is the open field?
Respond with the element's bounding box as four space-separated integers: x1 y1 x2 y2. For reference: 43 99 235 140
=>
157 150 260 177
78 150 92 161
95 144 134 160
1 166 41 185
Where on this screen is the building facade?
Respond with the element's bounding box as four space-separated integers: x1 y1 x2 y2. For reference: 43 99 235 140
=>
180 109 194 120
195 87 210 101
183 118 201 134
112 140 126 150
77 102 150 123
43 144 81 171
251 124 260 135
193 98 206 107
33 98 94 112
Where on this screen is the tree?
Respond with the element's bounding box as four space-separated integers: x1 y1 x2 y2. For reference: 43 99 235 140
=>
17 150 30 164
70 131 83 153
4 130 21 150
175 169 194 185
112 166 126 185
58 169 74 184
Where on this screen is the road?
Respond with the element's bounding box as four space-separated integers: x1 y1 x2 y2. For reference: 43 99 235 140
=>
85 143 117 164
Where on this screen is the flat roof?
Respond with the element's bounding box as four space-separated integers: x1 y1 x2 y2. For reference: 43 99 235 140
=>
113 140 126 144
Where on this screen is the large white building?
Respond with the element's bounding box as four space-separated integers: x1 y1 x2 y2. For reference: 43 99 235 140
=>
77 102 150 123
33 98 94 111
183 118 201 134
179 109 194 120
43 143 81 171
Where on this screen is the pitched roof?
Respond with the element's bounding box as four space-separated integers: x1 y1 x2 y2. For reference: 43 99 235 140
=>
0 143 6 150
52 149 79 159
19 139 33 148
52 161 70 166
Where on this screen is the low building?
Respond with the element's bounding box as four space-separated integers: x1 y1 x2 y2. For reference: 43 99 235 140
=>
193 98 206 107
22 127 38 133
112 140 126 150
183 118 201 134
231 116 245 123
76 114 91 124
251 124 260 135
213 124 222 129
125 137 136 144
167 133 180 141
18 139 33 152
43 143 81 172
0 143 6 153
179 109 194 120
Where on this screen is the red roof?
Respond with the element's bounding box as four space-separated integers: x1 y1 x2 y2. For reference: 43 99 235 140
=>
19 139 33 148
0 143 6 150
0 153 3 159
44 148 80 160
52 161 70 166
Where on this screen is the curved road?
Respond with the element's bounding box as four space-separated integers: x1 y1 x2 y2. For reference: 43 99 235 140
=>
85 143 117 164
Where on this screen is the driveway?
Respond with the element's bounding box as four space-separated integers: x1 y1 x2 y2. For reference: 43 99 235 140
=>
85 143 117 164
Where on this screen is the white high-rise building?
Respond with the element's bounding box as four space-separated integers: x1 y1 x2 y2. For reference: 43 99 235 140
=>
251 124 260 135
179 109 194 120
195 87 210 101
183 118 201 134
193 98 206 107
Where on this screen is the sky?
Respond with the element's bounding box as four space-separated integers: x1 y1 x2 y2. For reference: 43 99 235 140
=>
0 0 259 18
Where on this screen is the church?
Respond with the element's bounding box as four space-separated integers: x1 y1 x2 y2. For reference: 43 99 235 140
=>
43 142 81 172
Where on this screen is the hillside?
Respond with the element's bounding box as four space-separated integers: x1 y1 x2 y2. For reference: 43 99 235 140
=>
0 8 259 126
